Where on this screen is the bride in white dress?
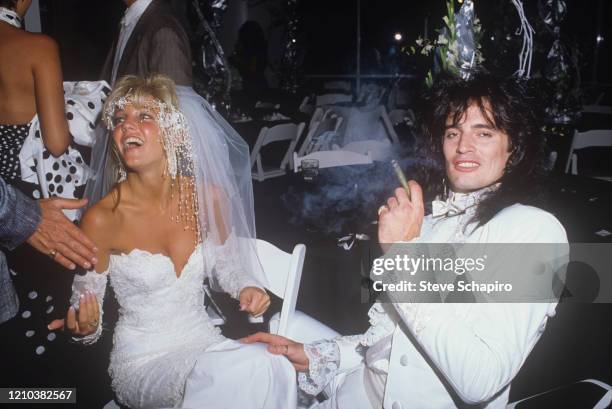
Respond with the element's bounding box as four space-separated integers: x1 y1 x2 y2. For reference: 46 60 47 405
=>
49 74 297 409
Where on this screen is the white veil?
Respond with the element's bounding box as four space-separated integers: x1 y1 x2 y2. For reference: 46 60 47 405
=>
83 85 266 291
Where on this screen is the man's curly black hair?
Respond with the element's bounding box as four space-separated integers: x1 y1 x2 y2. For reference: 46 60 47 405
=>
415 71 549 227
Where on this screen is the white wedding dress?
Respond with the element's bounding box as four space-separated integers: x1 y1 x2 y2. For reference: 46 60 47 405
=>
70 236 297 409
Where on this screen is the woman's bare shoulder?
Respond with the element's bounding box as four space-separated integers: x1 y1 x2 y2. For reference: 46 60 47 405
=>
2 32 58 69
79 191 120 244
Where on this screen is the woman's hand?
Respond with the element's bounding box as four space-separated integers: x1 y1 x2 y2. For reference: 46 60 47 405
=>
378 181 425 245
239 287 270 317
241 332 309 371
47 290 100 336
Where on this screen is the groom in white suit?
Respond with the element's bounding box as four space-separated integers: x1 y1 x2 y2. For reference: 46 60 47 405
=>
243 73 568 409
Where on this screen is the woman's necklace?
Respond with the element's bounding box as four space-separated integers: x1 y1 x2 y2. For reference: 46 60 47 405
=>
0 7 21 28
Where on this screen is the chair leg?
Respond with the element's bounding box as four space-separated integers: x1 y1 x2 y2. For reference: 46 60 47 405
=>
257 153 264 181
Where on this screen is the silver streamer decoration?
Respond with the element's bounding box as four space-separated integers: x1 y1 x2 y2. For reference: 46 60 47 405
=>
511 0 535 78
538 0 578 123
538 0 569 83
280 0 301 93
539 0 567 31
191 0 232 103
454 0 477 79
210 0 228 34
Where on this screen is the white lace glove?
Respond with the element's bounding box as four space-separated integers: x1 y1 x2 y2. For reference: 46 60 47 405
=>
69 269 108 345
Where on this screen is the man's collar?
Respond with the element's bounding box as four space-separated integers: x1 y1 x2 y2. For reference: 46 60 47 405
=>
431 183 500 218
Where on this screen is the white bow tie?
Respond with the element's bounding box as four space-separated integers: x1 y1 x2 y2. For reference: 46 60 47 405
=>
431 199 468 218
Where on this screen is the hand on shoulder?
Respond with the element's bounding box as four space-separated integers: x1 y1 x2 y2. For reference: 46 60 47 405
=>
79 194 120 272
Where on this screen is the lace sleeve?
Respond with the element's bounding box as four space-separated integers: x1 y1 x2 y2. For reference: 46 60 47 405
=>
297 339 340 396
210 234 262 299
69 269 108 345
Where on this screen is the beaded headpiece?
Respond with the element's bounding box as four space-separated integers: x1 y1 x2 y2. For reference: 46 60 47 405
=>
102 94 203 240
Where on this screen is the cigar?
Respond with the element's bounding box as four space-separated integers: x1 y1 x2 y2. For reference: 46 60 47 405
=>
391 160 411 200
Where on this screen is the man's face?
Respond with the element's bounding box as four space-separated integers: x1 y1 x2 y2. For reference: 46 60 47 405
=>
442 102 512 193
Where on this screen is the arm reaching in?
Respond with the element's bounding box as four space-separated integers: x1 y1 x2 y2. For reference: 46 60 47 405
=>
47 200 115 344
242 331 348 396
241 332 309 371
27 197 97 270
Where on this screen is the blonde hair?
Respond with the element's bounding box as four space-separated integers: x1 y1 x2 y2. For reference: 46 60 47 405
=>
103 74 180 126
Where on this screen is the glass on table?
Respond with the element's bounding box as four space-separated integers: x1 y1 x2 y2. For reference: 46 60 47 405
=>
300 159 319 182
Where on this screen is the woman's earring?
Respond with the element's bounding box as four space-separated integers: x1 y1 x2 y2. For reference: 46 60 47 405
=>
112 146 127 182
118 164 127 182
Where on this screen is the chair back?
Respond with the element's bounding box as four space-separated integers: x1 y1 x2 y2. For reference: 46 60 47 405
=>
255 239 306 337
260 123 300 146
307 107 326 132
298 115 343 157
250 122 305 181
565 129 612 174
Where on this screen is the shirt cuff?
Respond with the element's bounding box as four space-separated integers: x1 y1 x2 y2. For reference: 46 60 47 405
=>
298 339 340 396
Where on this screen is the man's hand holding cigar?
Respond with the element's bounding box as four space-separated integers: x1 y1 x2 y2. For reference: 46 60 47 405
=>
378 180 425 244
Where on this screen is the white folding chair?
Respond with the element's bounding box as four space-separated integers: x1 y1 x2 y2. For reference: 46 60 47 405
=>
298 115 343 157
307 107 326 132
250 122 305 181
252 240 337 341
316 93 352 106
564 129 612 179
342 139 392 161
294 149 373 171
254 239 305 337
207 238 336 335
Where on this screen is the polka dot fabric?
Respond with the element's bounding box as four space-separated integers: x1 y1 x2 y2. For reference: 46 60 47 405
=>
0 123 30 183
17 80 110 221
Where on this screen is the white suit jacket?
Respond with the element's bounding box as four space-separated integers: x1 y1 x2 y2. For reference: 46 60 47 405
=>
336 202 568 409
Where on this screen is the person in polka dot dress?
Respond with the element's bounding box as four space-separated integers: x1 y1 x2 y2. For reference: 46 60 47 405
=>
0 0 81 388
